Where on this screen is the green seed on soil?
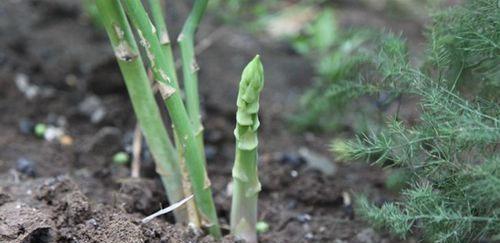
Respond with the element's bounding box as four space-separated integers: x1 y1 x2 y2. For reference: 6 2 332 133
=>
113 151 130 164
256 221 270 233
34 123 47 138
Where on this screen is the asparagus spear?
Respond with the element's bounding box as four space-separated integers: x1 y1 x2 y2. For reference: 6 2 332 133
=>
94 0 187 222
230 55 265 243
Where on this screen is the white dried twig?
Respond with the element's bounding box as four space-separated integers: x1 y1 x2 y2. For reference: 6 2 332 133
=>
141 195 194 224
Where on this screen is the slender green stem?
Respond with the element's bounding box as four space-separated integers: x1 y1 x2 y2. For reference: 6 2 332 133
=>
231 56 264 243
148 0 200 228
94 0 187 222
173 129 201 227
120 0 221 238
82 0 103 27
178 0 208 154
148 0 179 87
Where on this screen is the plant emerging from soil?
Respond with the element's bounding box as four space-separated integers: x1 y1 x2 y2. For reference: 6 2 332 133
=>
230 55 264 243
94 0 185 223
330 0 500 242
95 0 265 240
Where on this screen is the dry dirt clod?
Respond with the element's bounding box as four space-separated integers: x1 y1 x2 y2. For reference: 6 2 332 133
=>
116 178 166 215
296 213 312 223
0 202 54 242
0 193 12 206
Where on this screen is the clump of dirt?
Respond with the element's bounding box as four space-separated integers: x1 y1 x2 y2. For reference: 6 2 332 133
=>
0 175 235 242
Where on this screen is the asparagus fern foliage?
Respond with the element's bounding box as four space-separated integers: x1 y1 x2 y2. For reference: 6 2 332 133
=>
288 8 379 132
330 0 500 242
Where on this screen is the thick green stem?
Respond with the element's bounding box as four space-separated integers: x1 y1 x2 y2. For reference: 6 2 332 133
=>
178 0 208 154
230 56 264 243
231 149 259 243
148 0 200 228
95 0 187 222
121 0 221 238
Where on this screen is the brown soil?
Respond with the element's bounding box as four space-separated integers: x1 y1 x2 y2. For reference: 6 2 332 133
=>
0 0 424 242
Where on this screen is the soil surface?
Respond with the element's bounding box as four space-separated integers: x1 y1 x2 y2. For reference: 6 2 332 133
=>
0 0 424 242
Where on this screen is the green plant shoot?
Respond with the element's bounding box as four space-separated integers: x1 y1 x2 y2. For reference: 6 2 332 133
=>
230 55 264 243
119 0 220 237
147 0 200 227
94 0 186 221
179 0 208 154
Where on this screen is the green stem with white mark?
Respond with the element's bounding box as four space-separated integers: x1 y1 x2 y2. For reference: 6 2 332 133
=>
94 0 187 222
178 0 208 156
148 0 179 86
120 0 221 238
148 0 200 228
230 55 264 243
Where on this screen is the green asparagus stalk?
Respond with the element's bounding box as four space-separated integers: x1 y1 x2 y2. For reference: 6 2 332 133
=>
94 0 187 222
82 0 103 27
148 0 200 228
120 0 221 238
178 0 208 153
230 55 265 243
148 0 179 86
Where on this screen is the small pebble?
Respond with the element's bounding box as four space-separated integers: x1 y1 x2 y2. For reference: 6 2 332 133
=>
15 73 38 100
16 158 36 177
19 118 35 135
86 218 98 228
113 151 130 164
78 95 106 124
59 135 74 146
298 147 337 175
305 232 314 240
279 152 305 168
297 213 312 223
290 170 298 177
256 221 270 233
44 126 64 141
